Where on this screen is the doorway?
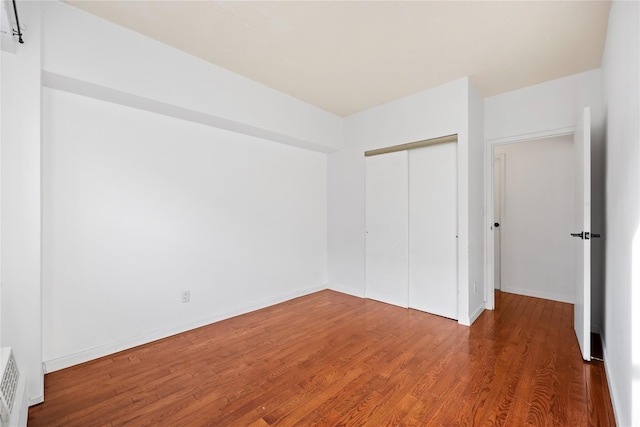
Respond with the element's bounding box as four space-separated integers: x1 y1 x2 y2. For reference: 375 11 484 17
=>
491 135 576 303
486 108 592 361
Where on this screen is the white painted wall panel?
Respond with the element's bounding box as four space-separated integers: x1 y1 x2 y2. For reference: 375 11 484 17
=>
42 88 327 368
408 143 458 319
365 151 409 307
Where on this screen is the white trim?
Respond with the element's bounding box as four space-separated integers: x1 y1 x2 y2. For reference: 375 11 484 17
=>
28 394 43 406
468 304 485 325
43 284 327 373
457 303 485 327
486 126 575 145
457 316 471 327
484 136 495 309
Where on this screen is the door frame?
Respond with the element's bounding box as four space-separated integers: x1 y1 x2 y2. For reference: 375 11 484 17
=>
484 127 575 310
493 152 506 291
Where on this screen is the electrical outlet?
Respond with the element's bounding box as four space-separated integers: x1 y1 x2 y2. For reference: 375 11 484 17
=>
182 289 190 303
473 281 477 293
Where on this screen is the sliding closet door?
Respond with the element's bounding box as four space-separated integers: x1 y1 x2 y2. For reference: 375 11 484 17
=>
409 142 458 319
365 151 409 307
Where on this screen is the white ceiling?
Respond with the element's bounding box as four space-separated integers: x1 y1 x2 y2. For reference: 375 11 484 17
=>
66 1 611 117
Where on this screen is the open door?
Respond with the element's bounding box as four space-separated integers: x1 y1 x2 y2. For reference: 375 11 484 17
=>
572 106 591 361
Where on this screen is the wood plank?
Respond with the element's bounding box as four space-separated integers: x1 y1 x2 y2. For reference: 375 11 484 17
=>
28 290 615 426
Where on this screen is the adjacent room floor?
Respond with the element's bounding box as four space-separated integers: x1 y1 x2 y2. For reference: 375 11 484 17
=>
28 290 615 426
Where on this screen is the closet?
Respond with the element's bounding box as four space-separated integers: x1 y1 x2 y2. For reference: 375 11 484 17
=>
365 137 458 319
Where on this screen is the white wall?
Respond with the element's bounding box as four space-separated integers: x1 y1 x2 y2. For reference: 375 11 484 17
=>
485 69 604 143
328 78 485 326
2 0 631 416
467 81 485 320
0 2 43 403
485 69 605 330
42 88 327 370
1 0 340 395
495 136 576 303
601 1 640 425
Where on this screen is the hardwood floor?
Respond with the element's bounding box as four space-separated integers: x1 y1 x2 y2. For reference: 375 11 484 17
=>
28 290 615 426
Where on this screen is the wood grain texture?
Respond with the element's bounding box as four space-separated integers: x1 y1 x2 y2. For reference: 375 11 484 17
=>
28 290 615 426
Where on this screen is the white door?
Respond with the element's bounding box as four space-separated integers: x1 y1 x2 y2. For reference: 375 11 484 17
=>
573 107 591 361
408 143 458 319
493 154 505 291
365 151 409 307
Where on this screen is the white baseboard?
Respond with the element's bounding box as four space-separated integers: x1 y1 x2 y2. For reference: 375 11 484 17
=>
500 286 573 304
330 284 476 327
601 339 622 427
44 284 327 373
327 283 365 298
468 304 485 325
457 316 471 326
28 394 43 406
458 305 483 327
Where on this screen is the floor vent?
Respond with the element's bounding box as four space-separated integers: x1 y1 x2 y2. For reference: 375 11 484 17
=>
0 348 27 427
